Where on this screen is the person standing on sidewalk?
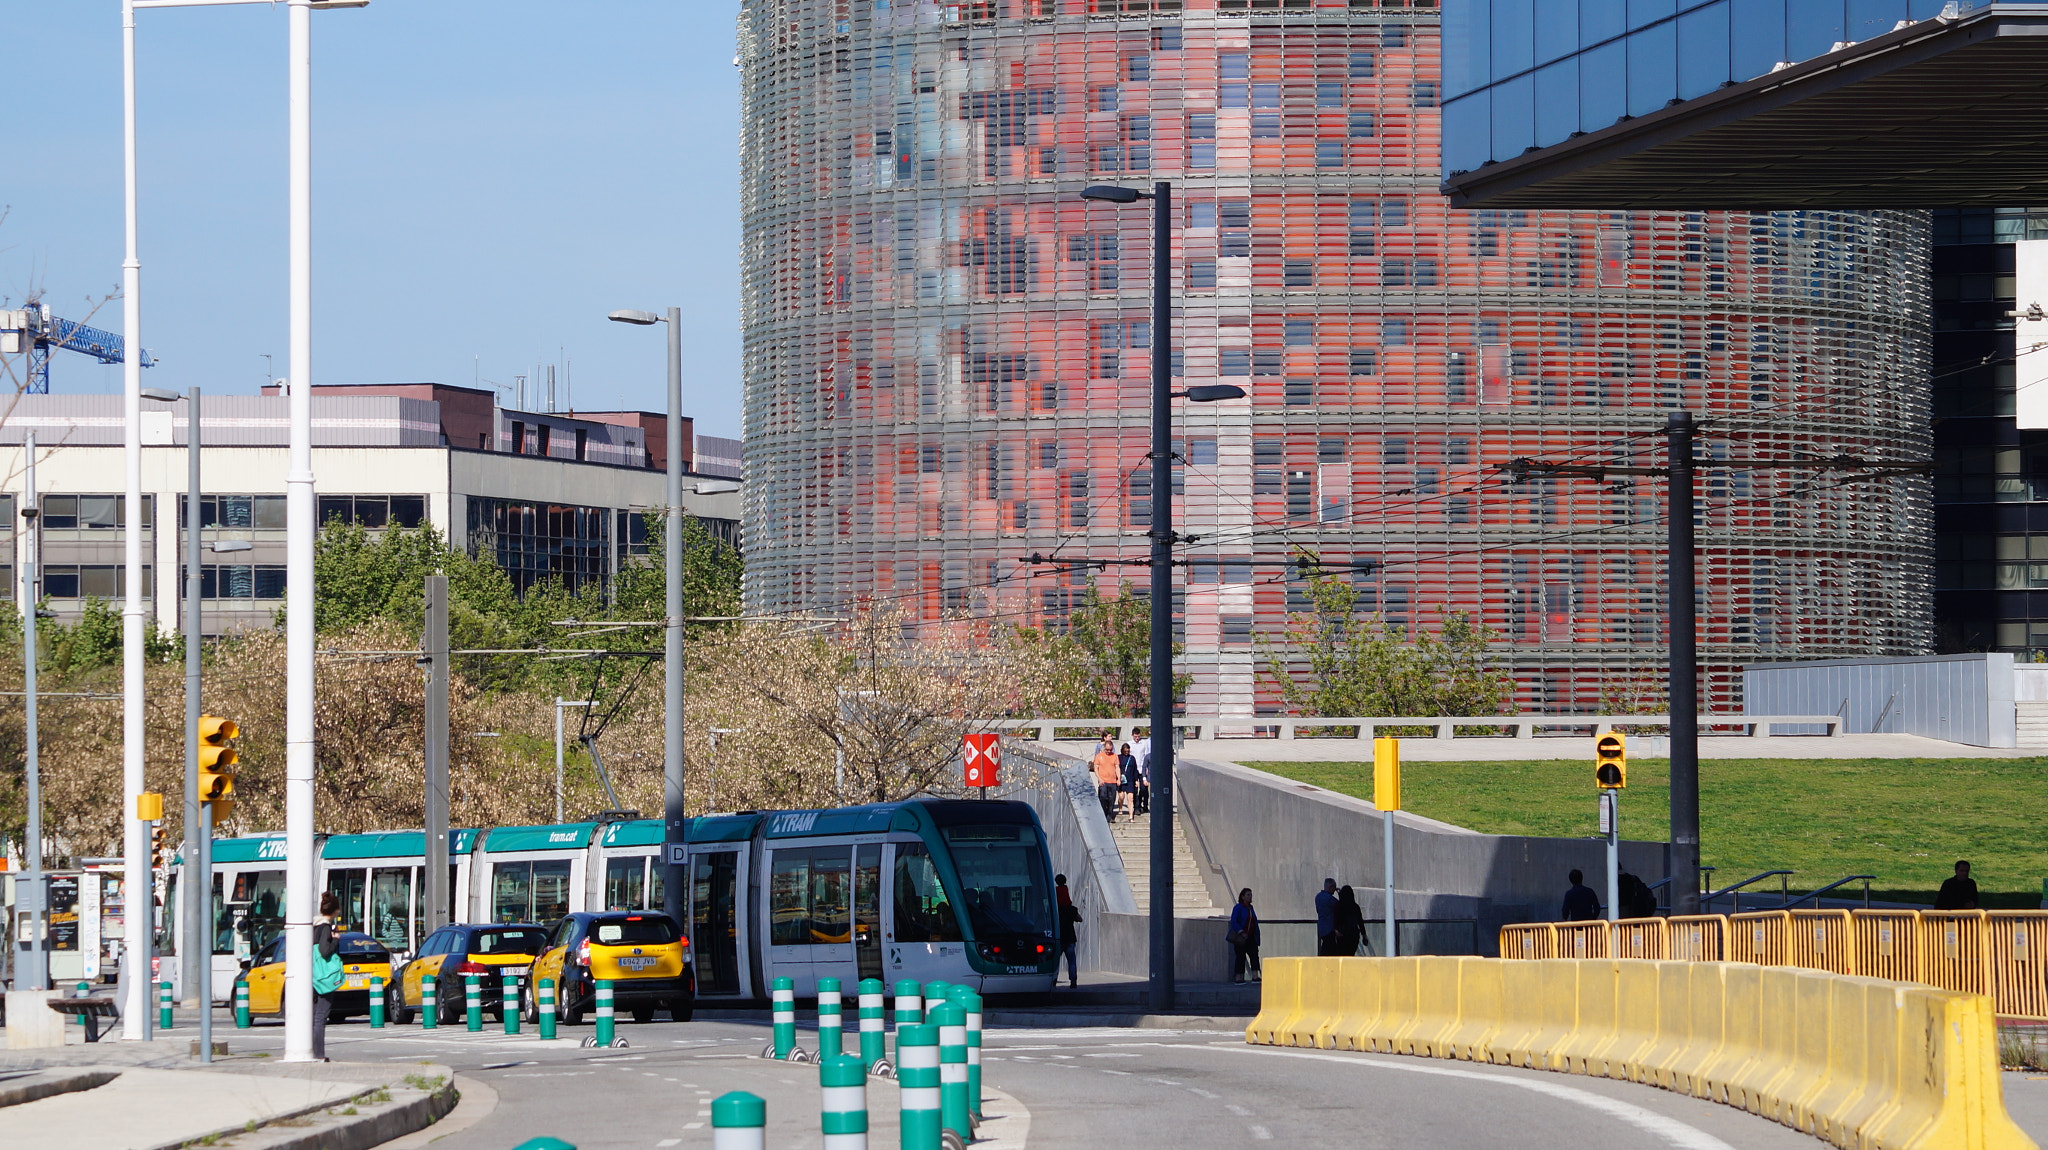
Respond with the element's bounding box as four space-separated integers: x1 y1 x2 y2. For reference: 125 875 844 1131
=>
311 892 344 1061
1092 743 1121 822
1314 878 1339 956
1228 888 1261 983
1056 874 1082 988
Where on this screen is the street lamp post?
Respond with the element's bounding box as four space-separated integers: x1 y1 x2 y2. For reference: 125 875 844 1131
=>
127 0 368 1063
607 307 687 931
1079 182 1243 1013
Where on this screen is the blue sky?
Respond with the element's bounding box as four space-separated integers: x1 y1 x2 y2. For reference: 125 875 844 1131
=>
2 1 743 437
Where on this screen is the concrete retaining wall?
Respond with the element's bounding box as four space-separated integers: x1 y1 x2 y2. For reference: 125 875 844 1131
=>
1176 757 1670 954
1744 652 2018 747
989 743 1136 975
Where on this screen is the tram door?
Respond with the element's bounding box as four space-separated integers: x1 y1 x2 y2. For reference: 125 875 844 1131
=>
854 844 883 982
689 850 744 997
765 845 855 995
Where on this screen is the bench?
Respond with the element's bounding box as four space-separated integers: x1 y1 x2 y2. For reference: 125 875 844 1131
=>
47 995 120 1043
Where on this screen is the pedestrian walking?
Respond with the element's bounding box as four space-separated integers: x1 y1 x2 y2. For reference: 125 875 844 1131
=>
1935 860 1981 910
1333 884 1365 957
1227 888 1261 983
1559 869 1600 922
1092 743 1121 822
312 891 344 1061
1055 874 1082 988
1117 743 1141 819
1132 734 1152 815
1314 878 1339 956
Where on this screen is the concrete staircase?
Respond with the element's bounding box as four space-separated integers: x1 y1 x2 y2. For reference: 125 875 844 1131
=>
1107 809 1222 917
2019 701 2048 747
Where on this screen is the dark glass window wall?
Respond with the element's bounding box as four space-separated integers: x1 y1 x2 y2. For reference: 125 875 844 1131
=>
1442 0 1961 174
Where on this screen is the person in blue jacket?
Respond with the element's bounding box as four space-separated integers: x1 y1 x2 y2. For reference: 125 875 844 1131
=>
1228 888 1261 984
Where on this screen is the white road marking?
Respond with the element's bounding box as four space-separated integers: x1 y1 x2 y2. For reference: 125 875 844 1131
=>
1187 1087 1220 1099
1103 1069 1132 1076
1081 1052 1141 1058
1225 1104 1253 1117
657 1140 681 1147
1249 1125 1272 1141
1197 1047 1739 1150
683 1122 704 1130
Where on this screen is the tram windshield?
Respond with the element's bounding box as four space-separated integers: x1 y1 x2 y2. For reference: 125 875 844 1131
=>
940 824 1053 940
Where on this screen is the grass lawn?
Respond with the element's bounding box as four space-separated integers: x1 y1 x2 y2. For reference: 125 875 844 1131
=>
1239 757 2048 909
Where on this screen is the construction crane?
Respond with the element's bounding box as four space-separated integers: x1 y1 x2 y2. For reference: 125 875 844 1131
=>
0 302 154 393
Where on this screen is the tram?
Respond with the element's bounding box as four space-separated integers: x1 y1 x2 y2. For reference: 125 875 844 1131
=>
170 798 1060 1002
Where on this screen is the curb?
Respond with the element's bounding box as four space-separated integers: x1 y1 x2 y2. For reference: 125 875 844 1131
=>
988 1011 1252 1030
144 1066 459 1150
0 1068 119 1107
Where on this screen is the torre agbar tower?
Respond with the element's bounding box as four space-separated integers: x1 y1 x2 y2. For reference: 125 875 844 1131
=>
737 1 1932 714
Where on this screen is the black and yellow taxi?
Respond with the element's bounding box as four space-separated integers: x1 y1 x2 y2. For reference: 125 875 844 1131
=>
524 911 693 1025
386 923 550 1025
242 931 393 1022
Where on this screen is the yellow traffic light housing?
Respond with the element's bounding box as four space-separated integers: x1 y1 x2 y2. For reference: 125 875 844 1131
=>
1595 732 1626 789
198 714 240 812
150 821 165 870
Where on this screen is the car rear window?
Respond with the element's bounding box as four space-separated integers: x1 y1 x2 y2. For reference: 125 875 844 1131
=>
471 928 549 955
339 938 389 959
591 916 680 945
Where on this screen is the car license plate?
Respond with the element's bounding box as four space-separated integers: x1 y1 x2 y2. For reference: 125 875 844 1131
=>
618 955 658 971
504 966 531 978
344 976 367 990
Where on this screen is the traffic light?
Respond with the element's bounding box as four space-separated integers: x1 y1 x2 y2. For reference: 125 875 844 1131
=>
150 821 165 870
198 714 240 821
1595 732 1626 789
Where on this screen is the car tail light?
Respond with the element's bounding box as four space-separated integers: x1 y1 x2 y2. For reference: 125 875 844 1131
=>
575 940 590 966
454 960 488 975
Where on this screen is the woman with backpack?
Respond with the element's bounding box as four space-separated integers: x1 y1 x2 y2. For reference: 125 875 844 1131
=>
1227 888 1261 984
1333 885 1366 956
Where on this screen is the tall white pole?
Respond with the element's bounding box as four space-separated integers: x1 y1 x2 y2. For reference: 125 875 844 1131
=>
282 0 317 1062
554 698 565 825
120 0 152 1041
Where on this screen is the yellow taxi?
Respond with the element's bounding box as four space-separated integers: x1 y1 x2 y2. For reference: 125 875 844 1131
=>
387 923 550 1025
524 911 693 1025
241 931 393 1022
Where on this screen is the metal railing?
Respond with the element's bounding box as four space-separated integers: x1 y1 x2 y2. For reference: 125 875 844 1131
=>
1701 869 1793 914
985 712 1845 744
1783 874 1875 910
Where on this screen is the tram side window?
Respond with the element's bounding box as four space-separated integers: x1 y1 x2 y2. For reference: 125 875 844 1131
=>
492 859 573 924
324 868 366 934
369 867 412 953
231 869 287 953
770 848 852 946
892 844 962 943
770 851 811 946
605 856 647 911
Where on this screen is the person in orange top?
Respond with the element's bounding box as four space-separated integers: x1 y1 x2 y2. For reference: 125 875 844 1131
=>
1092 742 1121 822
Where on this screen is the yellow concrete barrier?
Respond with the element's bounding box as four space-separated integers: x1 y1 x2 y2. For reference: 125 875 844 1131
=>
1248 956 2037 1150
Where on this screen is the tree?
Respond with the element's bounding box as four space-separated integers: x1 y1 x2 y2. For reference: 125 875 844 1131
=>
1005 580 1190 718
1259 571 1513 718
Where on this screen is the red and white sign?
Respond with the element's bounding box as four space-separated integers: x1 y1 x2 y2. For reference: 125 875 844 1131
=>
963 733 1002 788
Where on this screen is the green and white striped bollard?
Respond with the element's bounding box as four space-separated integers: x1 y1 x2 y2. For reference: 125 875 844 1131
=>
158 979 174 1030
421 974 438 1029
921 981 949 1011
233 979 250 1029
769 976 796 1059
509 1140 576 1150
593 979 616 1047
932 998 970 1143
951 987 983 1118
369 975 386 1028
821 1052 868 1150
895 1023 941 1150
465 972 483 1032
712 1090 766 1150
503 974 521 1035
818 976 844 1058
891 979 922 1075
858 978 887 1071
538 977 557 1039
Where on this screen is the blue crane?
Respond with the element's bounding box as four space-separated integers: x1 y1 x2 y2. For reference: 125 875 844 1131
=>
0 302 155 393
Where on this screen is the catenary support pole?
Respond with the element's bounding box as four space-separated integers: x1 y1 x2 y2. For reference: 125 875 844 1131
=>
1147 178 1176 1015
197 802 213 1060
20 432 45 993
1667 411 1700 916
120 0 151 1043
424 576 449 931
1604 790 1620 923
662 306 687 933
281 0 317 1062
183 388 202 1007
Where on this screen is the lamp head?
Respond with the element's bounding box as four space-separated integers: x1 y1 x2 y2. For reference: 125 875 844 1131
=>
1183 384 1248 403
139 388 181 403
608 309 663 326
692 480 742 495
209 540 254 554
1079 184 1145 203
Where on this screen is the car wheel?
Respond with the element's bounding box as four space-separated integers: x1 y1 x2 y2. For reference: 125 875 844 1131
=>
562 999 583 1026
631 1004 655 1025
667 996 694 1023
521 986 538 1025
389 988 413 1027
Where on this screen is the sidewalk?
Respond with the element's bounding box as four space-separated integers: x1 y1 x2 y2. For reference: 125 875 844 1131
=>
0 1036 456 1150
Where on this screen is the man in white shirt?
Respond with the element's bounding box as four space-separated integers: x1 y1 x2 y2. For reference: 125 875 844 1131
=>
1132 735 1152 815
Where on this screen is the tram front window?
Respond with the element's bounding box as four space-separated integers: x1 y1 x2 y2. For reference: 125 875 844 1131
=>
941 825 1053 941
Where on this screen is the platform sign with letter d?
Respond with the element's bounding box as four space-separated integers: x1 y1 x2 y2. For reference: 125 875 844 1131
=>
963 733 1002 791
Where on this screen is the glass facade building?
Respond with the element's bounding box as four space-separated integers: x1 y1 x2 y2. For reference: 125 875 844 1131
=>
1440 1 1975 178
740 0 1933 714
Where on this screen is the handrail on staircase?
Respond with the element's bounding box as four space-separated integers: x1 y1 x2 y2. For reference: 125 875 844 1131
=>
1702 869 1793 914
1783 874 1876 910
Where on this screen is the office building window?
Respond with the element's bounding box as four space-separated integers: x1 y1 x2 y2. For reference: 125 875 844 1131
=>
40 494 151 531
45 565 151 599
467 497 613 595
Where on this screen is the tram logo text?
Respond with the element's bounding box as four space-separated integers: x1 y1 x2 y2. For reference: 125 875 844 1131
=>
770 811 820 835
